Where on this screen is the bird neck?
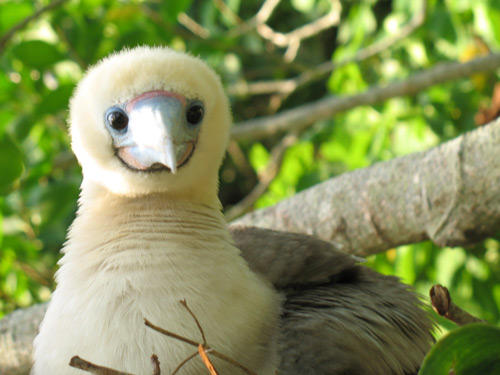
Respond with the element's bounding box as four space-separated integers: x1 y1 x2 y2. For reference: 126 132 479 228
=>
81 179 222 212
72 181 230 250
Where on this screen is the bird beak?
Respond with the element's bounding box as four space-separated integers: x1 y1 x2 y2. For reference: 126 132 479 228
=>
111 91 200 174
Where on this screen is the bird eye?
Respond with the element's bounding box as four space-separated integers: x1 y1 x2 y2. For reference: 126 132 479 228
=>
186 103 204 126
106 109 129 131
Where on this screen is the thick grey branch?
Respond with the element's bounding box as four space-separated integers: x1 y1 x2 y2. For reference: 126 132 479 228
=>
233 119 500 256
0 303 47 375
231 53 500 141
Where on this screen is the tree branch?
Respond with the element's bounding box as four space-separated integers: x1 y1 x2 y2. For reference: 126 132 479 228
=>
233 119 500 256
255 0 341 61
225 132 299 221
430 285 487 326
231 53 500 142
69 356 135 375
227 0 281 37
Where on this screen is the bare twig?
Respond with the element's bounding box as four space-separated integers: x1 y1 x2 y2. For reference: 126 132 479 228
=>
227 0 281 37
69 356 135 375
225 132 299 221
227 140 256 180
257 0 341 47
177 13 211 39
228 0 427 96
231 53 500 142
171 351 199 375
213 0 242 25
145 319 200 348
0 0 69 54
256 0 341 62
430 285 487 326
151 354 161 375
145 310 258 375
179 299 207 345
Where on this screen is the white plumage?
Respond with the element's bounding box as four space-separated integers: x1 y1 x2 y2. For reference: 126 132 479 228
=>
32 46 434 375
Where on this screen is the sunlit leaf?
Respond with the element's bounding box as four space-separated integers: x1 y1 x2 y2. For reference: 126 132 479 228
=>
35 84 74 116
0 2 33 33
249 143 270 174
419 324 500 375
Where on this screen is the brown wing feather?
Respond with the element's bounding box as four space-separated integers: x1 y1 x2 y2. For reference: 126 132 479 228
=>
230 225 435 375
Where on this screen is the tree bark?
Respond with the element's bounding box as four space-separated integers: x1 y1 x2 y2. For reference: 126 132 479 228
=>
2 119 500 374
234 119 500 256
0 303 47 375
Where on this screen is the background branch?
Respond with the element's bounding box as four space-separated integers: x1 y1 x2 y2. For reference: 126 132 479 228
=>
231 53 500 141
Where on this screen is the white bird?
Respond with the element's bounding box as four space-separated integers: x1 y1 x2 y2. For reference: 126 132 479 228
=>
31 46 434 375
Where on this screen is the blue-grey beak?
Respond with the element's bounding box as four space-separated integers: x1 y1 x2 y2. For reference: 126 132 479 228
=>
106 91 202 174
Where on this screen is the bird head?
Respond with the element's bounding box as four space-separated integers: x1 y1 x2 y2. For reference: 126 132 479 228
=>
69 46 231 204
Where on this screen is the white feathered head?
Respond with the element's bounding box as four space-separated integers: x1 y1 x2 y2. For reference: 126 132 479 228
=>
69 46 231 202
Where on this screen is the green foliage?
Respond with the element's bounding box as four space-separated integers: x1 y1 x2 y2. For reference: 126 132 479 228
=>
0 1 499 360
419 324 500 374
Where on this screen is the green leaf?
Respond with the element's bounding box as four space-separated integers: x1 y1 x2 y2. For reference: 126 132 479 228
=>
0 2 33 33
0 135 24 192
419 324 500 375
36 84 74 116
291 0 315 13
428 8 457 43
12 40 64 69
249 143 269 174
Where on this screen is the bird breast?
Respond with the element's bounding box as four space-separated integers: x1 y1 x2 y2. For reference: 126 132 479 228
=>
31 190 281 375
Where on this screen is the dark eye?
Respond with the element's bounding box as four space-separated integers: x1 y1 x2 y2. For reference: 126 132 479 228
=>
106 109 129 131
186 103 204 126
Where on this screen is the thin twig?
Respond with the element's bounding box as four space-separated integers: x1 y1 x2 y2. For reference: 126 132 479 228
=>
231 53 500 142
177 13 211 39
256 0 341 48
430 284 487 326
226 140 256 180
151 354 161 375
213 0 242 25
145 319 258 375
179 299 207 345
0 0 69 54
69 356 135 375
227 0 281 37
145 319 200 348
171 351 198 375
225 132 299 221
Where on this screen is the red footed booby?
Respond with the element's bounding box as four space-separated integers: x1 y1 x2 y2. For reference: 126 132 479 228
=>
31 46 434 375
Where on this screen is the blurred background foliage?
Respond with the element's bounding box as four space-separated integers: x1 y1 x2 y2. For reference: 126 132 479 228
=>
0 0 499 340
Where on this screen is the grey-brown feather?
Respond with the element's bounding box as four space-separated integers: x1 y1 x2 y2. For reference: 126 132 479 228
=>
230 226 434 375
